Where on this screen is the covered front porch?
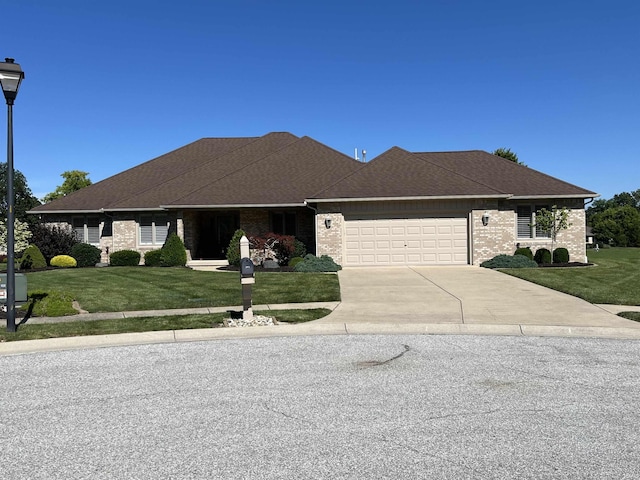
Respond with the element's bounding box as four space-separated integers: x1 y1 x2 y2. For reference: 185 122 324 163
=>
182 207 315 262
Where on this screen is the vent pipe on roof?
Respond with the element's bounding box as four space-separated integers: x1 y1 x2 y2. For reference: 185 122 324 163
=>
354 148 367 162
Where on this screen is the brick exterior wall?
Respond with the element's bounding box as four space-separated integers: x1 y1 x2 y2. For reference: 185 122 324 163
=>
471 201 587 264
315 208 344 264
43 212 182 264
40 201 587 267
312 199 588 267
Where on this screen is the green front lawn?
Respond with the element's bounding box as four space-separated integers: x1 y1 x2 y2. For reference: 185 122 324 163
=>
0 308 332 342
501 247 640 305
23 267 340 314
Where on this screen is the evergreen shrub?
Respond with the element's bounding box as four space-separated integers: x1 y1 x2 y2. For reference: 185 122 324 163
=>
110 249 141 266
294 254 342 272
50 255 77 268
71 242 102 267
289 256 305 268
534 248 552 264
553 247 570 263
144 249 163 267
19 244 47 270
226 229 246 266
480 254 538 269
160 233 187 266
514 247 533 260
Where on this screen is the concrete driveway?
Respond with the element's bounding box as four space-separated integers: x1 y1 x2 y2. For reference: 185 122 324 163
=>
316 266 640 330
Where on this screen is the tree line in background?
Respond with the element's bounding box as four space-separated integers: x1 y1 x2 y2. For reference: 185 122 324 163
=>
0 166 92 257
587 189 640 247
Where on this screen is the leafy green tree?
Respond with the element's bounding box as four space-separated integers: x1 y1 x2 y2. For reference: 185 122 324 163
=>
586 189 640 225
493 148 526 166
0 163 41 226
591 205 640 247
532 206 572 262
43 170 92 203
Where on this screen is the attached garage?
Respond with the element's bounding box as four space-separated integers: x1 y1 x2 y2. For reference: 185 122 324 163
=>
343 216 469 266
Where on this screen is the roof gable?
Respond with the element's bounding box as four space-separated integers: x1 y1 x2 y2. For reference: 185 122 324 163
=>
310 149 597 201
309 147 504 200
412 150 597 198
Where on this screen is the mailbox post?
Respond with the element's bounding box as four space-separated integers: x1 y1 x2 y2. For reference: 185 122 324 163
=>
239 235 255 320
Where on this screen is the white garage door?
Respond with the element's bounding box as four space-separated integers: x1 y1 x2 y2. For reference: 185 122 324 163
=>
344 217 468 266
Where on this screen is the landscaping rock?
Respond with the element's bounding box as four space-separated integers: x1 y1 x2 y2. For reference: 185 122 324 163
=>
223 315 278 327
262 259 279 269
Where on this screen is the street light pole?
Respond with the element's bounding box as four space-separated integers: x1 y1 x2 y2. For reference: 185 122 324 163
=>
0 58 25 332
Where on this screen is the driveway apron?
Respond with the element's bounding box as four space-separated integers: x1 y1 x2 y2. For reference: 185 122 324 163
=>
317 266 640 329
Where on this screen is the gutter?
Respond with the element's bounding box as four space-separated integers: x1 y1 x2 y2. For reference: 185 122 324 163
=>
306 194 510 203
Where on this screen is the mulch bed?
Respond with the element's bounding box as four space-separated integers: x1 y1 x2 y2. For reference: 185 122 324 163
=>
537 262 594 268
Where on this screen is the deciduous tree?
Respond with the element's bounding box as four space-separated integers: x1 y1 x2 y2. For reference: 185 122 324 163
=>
532 206 572 262
43 170 92 203
0 163 41 226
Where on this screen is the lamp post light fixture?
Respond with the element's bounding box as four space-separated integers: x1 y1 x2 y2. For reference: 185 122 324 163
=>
0 58 25 333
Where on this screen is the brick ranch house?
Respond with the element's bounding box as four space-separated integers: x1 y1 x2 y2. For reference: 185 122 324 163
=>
29 132 597 266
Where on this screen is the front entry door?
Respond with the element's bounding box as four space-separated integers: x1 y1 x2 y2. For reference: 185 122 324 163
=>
197 212 239 259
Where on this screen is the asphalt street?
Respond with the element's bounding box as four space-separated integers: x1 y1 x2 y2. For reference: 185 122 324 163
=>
1 335 640 479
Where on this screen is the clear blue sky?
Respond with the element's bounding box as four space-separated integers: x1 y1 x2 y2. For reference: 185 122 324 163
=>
3 0 639 201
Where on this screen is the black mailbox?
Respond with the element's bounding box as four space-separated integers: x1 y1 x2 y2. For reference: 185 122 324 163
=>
240 257 255 276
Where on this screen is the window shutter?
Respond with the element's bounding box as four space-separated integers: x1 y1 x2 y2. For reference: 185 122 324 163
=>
155 216 168 244
87 217 100 244
517 206 531 238
140 216 153 244
72 218 85 242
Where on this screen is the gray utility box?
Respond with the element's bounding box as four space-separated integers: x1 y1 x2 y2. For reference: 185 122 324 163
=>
0 273 28 304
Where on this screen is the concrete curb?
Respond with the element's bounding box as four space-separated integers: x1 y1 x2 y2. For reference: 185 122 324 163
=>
2 321 640 356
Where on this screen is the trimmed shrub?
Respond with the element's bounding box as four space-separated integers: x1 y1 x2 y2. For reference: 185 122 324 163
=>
71 242 102 267
19 244 47 270
160 233 187 266
514 247 533 260
289 256 305 268
29 223 78 263
226 229 246 266
144 249 163 267
480 254 538 269
534 248 552 264
293 239 307 259
553 247 570 263
50 255 77 268
294 254 342 272
110 249 141 266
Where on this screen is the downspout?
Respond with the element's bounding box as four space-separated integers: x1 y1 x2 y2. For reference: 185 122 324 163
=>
304 201 318 256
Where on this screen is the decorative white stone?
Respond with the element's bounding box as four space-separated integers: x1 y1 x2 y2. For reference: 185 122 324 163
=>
223 315 277 328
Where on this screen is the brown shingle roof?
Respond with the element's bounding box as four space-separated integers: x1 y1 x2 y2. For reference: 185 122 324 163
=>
310 149 597 200
31 132 362 212
31 136 597 214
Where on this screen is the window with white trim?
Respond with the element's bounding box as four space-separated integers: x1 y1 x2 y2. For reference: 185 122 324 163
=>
72 216 101 245
517 205 551 239
139 215 169 245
